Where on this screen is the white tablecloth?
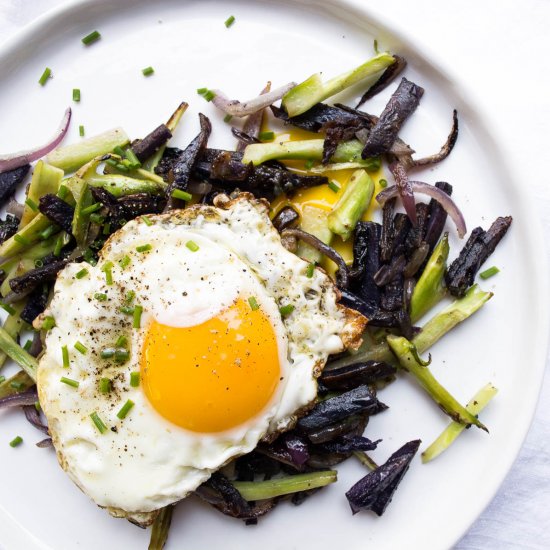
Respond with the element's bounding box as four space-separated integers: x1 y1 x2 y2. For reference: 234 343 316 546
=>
0 0 549 548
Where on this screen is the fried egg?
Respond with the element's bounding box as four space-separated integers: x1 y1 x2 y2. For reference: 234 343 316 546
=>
37 194 365 525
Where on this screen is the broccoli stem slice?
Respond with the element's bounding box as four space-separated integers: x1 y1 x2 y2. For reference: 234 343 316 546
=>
281 52 396 117
409 234 450 322
148 505 174 550
232 470 337 501
422 383 498 463
386 334 487 431
0 327 38 382
328 169 374 241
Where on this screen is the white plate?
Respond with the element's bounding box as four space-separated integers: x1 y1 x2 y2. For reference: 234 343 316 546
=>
0 0 547 549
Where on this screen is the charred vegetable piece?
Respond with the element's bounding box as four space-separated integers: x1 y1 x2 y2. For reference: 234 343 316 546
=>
339 289 399 328
355 55 407 108
315 434 380 454
132 124 172 163
272 206 299 232
148 505 174 550
328 170 374 241
0 370 35 399
351 221 382 309
305 414 369 445
320 361 397 391
9 258 68 296
0 328 38 381
389 161 417 225
166 114 211 202
0 164 30 206
202 472 251 517
361 78 424 158
258 432 310 470
345 439 420 515
297 385 387 434
20 283 50 325
0 214 20 244
422 383 498 463
234 451 282 481
445 216 512 297
387 335 487 430
38 194 75 234
281 52 396 117
423 182 453 251
409 234 449 322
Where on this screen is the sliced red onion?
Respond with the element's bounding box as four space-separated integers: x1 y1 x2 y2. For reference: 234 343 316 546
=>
376 181 467 238
36 438 53 448
5 197 24 218
389 161 417 225
23 404 49 435
211 82 296 118
237 82 271 152
0 107 72 173
0 387 38 410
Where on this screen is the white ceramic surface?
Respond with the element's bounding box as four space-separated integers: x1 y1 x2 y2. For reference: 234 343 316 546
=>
0 1 547 549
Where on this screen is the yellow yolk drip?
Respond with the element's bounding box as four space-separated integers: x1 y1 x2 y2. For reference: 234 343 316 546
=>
141 299 281 433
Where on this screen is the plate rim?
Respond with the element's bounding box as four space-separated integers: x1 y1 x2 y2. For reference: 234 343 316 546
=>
0 0 548 548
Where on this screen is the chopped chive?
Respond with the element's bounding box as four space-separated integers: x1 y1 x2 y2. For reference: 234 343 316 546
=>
57 184 69 199
99 378 111 393
105 158 118 168
72 88 81 102
279 304 295 317
75 268 89 279
34 400 41 412
248 296 259 311
114 348 130 363
83 248 97 265
82 30 101 46
90 411 107 434
14 234 30 246
100 347 115 359
0 375 5 384
224 15 236 27
141 215 153 226
38 67 51 86
306 263 315 278
172 189 192 201
373 39 379 54
133 305 143 328
111 145 125 157
259 131 275 141
479 266 500 280
117 399 135 419
60 376 79 388
116 162 129 172
42 316 56 330
203 90 216 102
185 240 199 252
34 259 43 268
125 291 135 304
124 148 141 168
379 178 388 188
9 436 23 448
74 341 87 355
115 335 128 347
119 306 134 315
10 381 25 390
94 292 107 302
81 202 103 216
119 255 131 268
61 345 69 368
25 198 38 212
223 114 233 123
53 234 64 256
102 222 111 235
304 159 315 170
23 340 32 351
136 244 152 253
0 302 16 316
90 213 104 224
328 181 340 193
39 225 56 240
130 371 140 387
197 87 208 95
79 125 85 137
101 261 113 285
142 66 155 77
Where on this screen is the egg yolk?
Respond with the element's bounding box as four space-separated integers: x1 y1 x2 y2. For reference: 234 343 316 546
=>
140 299 281 433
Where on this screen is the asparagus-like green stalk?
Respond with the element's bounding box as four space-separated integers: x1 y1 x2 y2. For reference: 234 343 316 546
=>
86 174 167 197
329 284 493 368
148 505 174 550
65 176 93 248
281 52 396 117
410 234 449 322
387 334 487 431
353 451 379 471
328 170 374 241
310 160 381 173
20 161 64 227
242 138 377 167
0 214 56 259
0 327 38 382
0 302 28 370
297 205 333 263
0 234 60 275
232 470 337 501
422 383 498 463
0 370 35 399
46 127 130 173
